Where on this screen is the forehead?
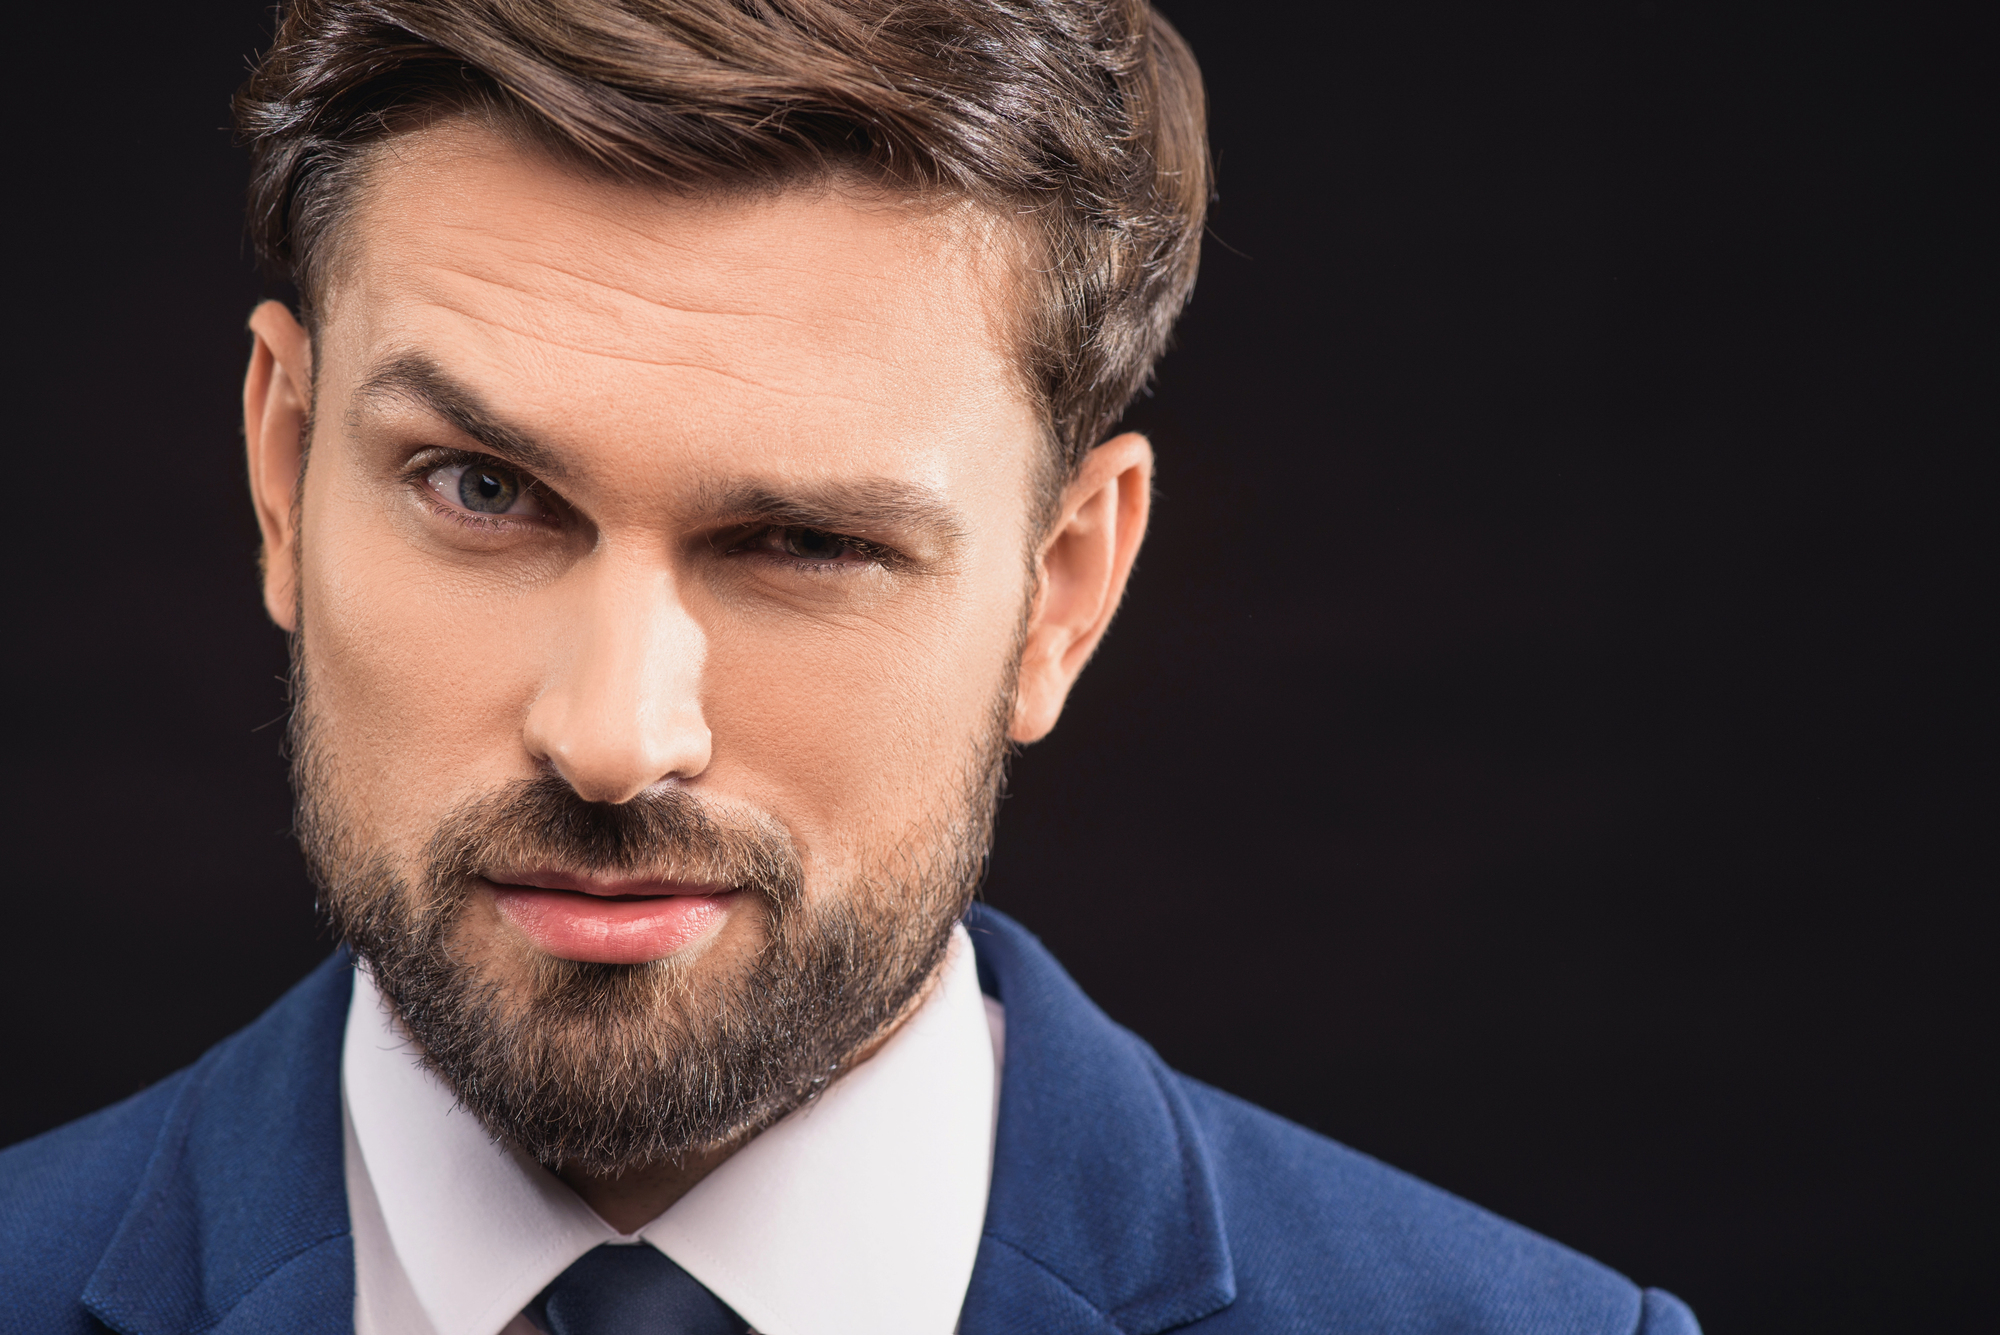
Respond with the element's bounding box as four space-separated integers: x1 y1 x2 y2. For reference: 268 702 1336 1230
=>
317 121 1040 495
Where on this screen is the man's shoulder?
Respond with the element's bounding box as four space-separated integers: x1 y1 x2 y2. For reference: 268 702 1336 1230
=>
0 1072 192 1331
0 952 356 1333
1170 1075 1697 1333
966 905 1697 1334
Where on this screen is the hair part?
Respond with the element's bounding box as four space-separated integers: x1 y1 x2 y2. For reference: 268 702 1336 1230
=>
234 0 1209 479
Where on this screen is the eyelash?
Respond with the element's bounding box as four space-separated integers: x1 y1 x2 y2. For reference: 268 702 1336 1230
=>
720 525 896 572
403 449 893 570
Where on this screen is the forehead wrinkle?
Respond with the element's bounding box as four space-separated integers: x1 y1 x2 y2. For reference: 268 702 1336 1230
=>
478 252 922 345
412 252 913 373
341 131 1033 419
392 189 1009 372
400 295 894 409
411 148 1003 317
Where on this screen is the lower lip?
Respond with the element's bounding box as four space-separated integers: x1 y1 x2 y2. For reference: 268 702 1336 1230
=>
487 884 738 964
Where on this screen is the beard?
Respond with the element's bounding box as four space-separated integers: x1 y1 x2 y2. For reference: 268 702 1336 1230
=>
290 663 1011 1176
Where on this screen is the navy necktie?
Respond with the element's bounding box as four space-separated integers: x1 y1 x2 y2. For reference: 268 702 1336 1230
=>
528 1244 748 1334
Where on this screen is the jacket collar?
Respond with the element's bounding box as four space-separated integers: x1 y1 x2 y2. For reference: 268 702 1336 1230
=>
76 911 1235 1335
83 950 356 1335
961 905 1236 1335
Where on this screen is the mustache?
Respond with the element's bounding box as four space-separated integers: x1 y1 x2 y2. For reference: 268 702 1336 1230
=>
422 773 806 912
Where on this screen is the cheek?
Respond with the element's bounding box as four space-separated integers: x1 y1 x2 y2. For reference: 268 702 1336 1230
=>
298 495 543 850
701 593 1018 872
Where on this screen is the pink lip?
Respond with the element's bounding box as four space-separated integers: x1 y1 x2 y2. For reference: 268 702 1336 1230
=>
484 869 738 964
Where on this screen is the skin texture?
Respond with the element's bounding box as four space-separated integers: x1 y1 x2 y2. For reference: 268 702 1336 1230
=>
242 121 1151 1230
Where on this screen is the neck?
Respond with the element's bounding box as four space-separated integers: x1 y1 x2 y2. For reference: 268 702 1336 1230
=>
559 1144 738 1234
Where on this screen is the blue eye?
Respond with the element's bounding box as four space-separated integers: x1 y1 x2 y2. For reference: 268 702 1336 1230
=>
424 458 546 520
460 466 521 513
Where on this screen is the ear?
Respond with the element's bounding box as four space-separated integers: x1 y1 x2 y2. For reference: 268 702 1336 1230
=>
243 300 314 632
1011 431 1153 743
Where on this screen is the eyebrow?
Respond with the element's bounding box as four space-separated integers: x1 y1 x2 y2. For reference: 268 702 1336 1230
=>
352 351 967 553
353 352 573 483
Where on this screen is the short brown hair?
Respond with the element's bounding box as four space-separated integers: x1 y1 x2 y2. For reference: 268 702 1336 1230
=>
234 0 1209 473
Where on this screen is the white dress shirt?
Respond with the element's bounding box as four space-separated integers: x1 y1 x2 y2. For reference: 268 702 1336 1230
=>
342 925 1004 1335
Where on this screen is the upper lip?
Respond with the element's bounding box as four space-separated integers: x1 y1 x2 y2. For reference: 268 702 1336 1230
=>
481 869 732 898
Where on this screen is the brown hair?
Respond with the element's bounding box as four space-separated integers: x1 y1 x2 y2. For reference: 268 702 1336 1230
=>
234 0 1209 475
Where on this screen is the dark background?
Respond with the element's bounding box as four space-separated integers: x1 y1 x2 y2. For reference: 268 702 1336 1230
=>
4 2 1982 1330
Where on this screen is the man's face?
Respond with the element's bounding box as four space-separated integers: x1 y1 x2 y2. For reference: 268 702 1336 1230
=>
255 123 1059 1167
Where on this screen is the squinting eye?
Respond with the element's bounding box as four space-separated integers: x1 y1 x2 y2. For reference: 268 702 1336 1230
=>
782 527 854 561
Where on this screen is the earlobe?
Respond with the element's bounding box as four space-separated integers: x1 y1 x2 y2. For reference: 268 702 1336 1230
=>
1010 432 1153 743
243 300 313 632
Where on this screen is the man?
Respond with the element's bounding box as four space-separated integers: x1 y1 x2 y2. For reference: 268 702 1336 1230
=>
1 1 1697 1331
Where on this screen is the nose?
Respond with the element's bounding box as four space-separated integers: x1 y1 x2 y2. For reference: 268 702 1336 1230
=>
521 556 712 804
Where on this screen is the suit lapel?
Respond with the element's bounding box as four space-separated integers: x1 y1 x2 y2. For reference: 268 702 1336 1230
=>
961 906 1236 1335
82 951 356 1335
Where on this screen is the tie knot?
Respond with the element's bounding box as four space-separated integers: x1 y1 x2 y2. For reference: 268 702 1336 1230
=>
529 1243 747 1335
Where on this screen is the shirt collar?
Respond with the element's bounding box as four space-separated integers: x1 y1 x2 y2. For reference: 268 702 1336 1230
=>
343 925 998 1335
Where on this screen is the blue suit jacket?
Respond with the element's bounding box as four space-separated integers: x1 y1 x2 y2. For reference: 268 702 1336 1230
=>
1 906 1697 1334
